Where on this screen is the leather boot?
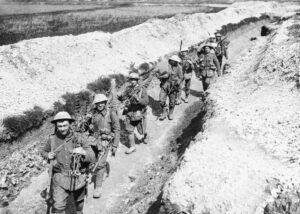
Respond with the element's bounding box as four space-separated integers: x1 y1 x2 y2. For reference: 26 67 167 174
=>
125 134 136 154
143 133 149 144
184 95 189 103
159 107 168 121
125 146 136 154
168 107 174 120
93 186 102 199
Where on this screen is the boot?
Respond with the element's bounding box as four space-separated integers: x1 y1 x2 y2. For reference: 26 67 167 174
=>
93 186 102 198
125 146 136 154
125 134 136 154
159 107 168 121
184 95 189 103
142 133 149 144
168 107 174 120
175 99 182 105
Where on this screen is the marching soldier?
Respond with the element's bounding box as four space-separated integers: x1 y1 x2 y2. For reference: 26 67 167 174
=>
179 47 194 103
158 55 183 120
41 111 95 214
197 43 221 92
215 32 229 70
84 93 120 198
118 72 149 154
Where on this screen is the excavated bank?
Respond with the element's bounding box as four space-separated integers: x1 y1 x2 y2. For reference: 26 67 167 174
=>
162 15 300 214
0 1 297 124
0 2 298 214
105 17 277 214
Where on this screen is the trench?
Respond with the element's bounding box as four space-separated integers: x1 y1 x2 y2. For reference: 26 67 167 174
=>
108 17 278 214
146 108 207 214
0 13 279 214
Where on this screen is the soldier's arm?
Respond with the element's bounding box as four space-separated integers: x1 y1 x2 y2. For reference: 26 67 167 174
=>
213 55 221 76
117 86 129 102
178 65 184 80
40 137 51 160
110 111 120 148
137 88 149 106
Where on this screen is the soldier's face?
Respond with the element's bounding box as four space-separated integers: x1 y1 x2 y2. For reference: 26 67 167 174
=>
169 60 178 67
204 47 210 53
96 101 106 112
130 78 138 87
56 120 71 136
181 51 187 57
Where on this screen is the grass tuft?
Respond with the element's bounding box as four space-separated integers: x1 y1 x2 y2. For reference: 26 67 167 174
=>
108 74 126 88
288 23 300 39
87 76 112 93
3 106 45 138
23 106 44 129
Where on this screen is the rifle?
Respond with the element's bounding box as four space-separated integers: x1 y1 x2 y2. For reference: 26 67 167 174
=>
179 40 183 53
217 36 228 45
45 141 55 214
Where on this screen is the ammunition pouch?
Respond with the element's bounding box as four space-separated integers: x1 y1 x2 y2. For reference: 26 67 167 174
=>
53 171 87 191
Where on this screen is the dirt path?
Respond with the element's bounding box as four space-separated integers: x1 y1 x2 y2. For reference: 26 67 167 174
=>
84 20 271 214
162 17 300 213
0 19 271 214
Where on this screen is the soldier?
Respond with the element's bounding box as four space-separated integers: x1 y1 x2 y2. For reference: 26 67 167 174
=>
41 111 95 214
179 47 194 103
198 43 221 92
158 55 183 120
215 32 229 70
118 72 149 154
84 93 120 198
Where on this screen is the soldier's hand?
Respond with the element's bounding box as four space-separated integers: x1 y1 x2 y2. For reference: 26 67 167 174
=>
72 147 86 156
48 152 56 160
89 124 94 132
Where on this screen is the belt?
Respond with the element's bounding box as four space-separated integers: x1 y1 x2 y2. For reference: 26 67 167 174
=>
56 169 84 177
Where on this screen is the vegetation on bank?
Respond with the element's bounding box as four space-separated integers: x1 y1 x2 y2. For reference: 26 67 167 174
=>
0 14 278 145
1 74 126 144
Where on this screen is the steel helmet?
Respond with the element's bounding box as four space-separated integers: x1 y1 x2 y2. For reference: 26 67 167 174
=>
128 72 140 80
180 47 189 52
215 32 222 37
200 43 214 50
51 111 74 124
169 55 181 63
93 93 108 105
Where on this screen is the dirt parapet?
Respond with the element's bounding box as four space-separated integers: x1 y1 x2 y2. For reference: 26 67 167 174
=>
0 1 297 125
161 16 300 214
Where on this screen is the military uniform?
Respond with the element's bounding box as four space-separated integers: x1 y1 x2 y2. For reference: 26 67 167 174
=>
181 57 194 102
158 63 183 119
198 52 220 91
118 83 149 149
215 40 228 70
41 131 95 214
85 108 120 192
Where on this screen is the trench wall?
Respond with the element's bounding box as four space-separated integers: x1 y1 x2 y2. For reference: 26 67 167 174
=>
0 1 297 124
